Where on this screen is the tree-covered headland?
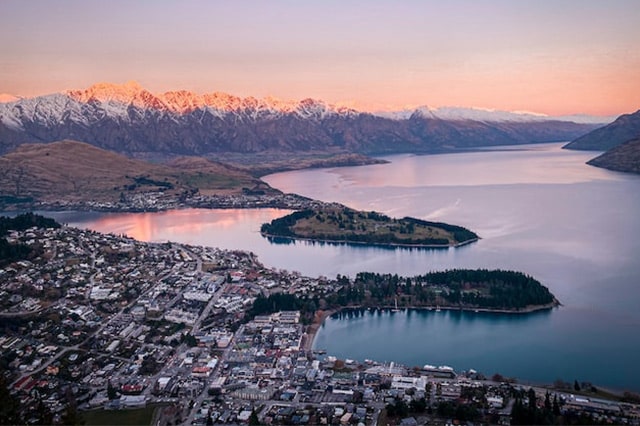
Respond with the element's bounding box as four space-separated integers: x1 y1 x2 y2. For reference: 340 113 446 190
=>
261 206 478 247
248 268 559 323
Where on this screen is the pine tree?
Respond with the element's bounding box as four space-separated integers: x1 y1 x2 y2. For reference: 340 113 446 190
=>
107 379 118 400
553 394 561 416
544 391 552 412
248 409 261 426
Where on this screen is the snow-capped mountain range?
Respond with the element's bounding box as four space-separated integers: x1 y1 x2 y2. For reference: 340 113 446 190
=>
376 106 614 124
63 81 357 121
0 82 609 157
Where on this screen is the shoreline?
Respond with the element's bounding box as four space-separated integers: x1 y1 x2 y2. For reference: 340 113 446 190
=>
302 309 338 352
304 300 560 352
262 232 479 250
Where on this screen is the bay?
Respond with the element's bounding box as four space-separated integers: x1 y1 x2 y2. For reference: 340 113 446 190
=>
56 143 640 390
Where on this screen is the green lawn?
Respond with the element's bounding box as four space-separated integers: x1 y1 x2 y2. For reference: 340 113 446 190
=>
82 406 157 426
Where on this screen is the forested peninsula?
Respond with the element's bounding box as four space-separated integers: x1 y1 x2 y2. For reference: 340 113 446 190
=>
248 269 560 323
260 206 478 248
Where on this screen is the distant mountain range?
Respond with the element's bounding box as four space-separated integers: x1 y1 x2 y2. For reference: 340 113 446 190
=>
0 82 606 158
562 109 640 174
375 106 614 124
563 109 640 151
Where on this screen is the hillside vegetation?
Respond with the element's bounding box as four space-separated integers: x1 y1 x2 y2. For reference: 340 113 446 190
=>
587 137 640 174
0 140 275 206
339 269 559 311
564 109 640 151
248 269 559 318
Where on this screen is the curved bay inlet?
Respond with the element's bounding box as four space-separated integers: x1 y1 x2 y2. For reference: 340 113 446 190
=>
58 143 640 391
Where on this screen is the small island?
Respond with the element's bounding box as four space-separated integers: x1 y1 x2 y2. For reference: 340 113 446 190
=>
260 206 479 248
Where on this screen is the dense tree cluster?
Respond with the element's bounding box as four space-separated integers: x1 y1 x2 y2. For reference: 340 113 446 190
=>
385 397 428 417
248 269 556 328
0 212 60 235
0 236 31 267
328 269 556 311
436 400 481 421
421 269 556 309
0 371 22 425
246 293 317 324
511 389 563 425
0 213 60 267
260 210 315 237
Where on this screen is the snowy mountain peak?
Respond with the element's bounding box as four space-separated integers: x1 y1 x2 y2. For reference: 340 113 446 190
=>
262 95 298 113
426 106 548 122
67 81 148 104
0 93 20 103
160 90 206 112
62 82 343 119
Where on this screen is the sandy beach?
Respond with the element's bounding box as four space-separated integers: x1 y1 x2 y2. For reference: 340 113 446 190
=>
302 309 336 351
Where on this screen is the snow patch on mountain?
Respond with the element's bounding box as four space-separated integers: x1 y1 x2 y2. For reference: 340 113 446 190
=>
0 94 80 129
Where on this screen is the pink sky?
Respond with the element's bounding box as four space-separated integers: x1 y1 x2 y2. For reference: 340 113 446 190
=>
1 0 638 116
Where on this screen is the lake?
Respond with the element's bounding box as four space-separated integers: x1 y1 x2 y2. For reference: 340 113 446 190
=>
54 143 640 390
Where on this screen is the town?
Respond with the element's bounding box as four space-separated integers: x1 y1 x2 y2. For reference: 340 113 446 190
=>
1 220 639 425
1 190 333 214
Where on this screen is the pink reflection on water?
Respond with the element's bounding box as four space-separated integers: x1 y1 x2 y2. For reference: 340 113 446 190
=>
88 208 290 243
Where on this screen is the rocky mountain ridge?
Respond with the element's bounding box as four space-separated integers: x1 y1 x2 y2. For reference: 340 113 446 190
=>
586 137 640 174
563 110 640 151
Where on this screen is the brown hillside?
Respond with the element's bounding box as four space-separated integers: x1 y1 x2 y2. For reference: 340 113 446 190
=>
587 137 640 174
0 140 271 203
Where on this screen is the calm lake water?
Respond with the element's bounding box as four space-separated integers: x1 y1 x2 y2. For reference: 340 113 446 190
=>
52 143 640 390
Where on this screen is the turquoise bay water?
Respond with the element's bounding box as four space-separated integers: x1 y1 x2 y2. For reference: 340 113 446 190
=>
55 143 640 390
